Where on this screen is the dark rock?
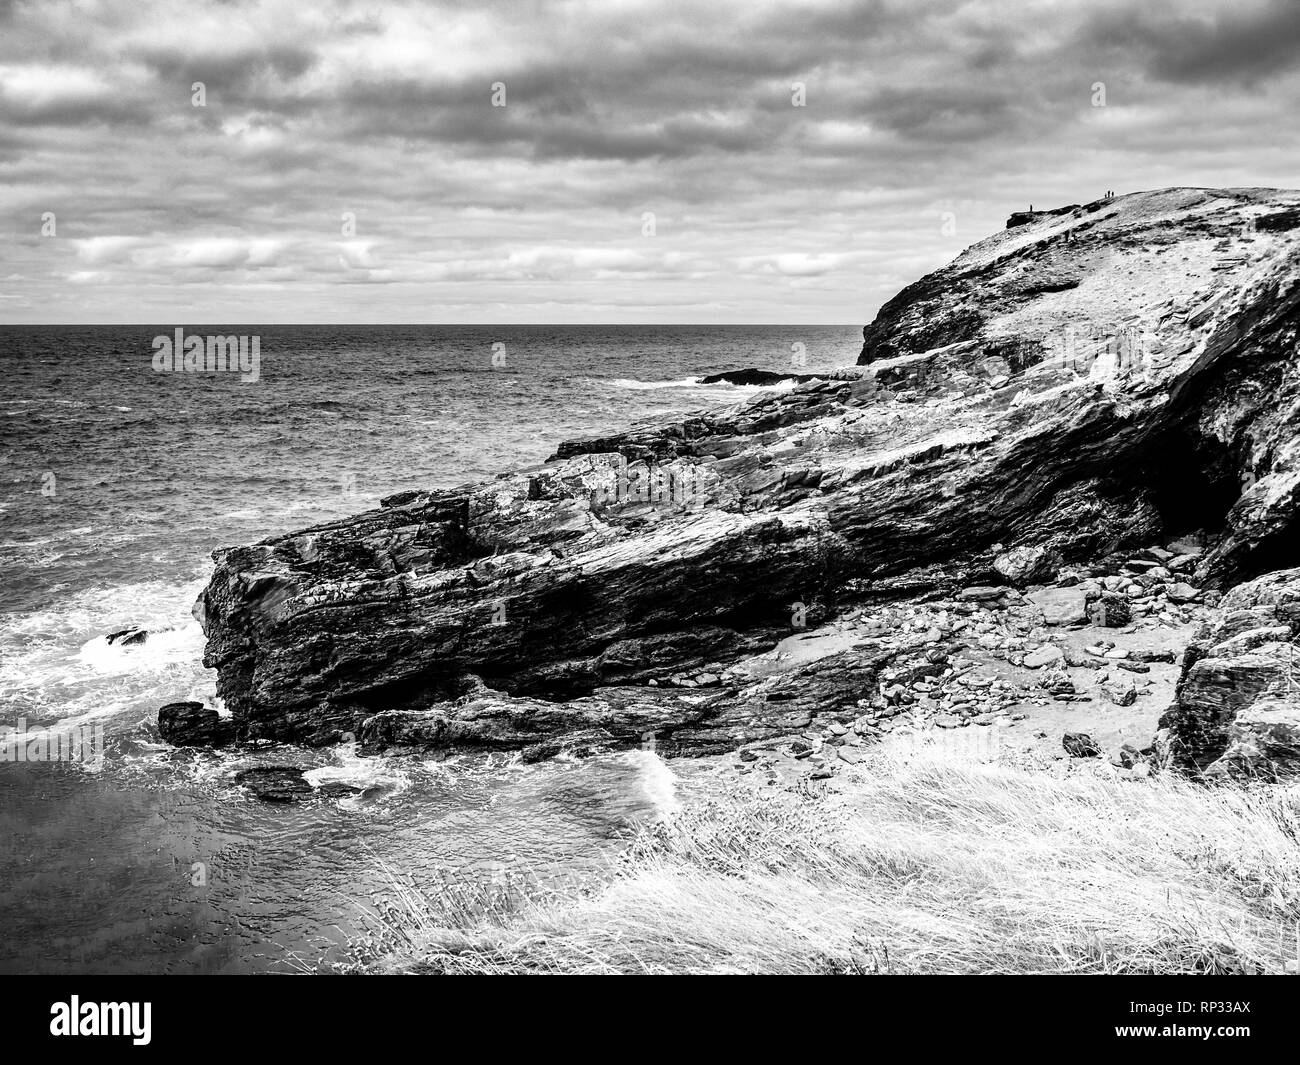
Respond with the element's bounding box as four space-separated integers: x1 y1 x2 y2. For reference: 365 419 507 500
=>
1006 204 1081 229
106 628 148 646
1257 208 1300 232
698 368 825 386
1063 732 1102 758
157 702 235 747
234 766 312 802
1092 592 1131 628
316 782 364 798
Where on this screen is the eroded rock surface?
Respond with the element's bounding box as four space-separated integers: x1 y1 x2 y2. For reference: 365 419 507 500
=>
1160 567 1300 779
189 187 1300 770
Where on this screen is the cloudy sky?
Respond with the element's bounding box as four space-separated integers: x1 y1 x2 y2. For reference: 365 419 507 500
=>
2 0 1298 323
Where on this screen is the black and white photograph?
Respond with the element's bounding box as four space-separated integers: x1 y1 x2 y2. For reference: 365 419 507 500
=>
1 0 1298 1031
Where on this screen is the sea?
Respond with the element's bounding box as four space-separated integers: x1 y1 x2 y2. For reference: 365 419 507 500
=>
0 324 861 973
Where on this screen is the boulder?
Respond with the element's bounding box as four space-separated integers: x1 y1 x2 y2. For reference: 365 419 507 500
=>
1028 587 1088 625
234 766 312 802
1165 582 1202 604
1024 644 1064 669
1160 567 1300 777
1063 732 1102 758
1091 592 1131 628
1103 677 1137 706
993 546 1060 586
157 702 235 747
1205 698 1300 780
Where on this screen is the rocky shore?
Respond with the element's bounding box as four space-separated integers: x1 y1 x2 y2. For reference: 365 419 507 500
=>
177 186 1300 784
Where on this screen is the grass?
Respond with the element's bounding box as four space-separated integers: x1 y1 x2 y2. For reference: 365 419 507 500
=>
348 740 1300 975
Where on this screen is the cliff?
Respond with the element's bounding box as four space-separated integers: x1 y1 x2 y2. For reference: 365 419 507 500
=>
188 187 1300 775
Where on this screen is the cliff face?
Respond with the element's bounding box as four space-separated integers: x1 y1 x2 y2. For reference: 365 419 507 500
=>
192 187 1300 769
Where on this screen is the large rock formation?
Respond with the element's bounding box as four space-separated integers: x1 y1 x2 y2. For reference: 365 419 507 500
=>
191 187 1300 767
1159 567 1300 779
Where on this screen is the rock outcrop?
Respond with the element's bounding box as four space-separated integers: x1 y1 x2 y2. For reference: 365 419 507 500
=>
189 187 1300 771
1159 567 1300 779
157 701 235 747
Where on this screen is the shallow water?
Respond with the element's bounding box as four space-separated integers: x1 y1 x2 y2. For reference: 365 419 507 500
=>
0 324 860 973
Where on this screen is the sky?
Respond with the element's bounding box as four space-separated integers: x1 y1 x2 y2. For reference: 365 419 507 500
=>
2 0 1299 324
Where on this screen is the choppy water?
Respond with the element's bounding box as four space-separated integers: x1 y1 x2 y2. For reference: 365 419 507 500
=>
0 324 859 973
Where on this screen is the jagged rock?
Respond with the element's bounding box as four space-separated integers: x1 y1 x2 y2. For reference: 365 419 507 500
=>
157 702 235 747
234 766 312 802
1160 567 1300 776
1103 677 1138 706
1205 698 1300 780
106 628 148 646
194 188 1300 758
1063 732 1102 757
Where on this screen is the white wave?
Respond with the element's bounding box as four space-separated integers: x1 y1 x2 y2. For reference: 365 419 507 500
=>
303 740 413 803
0 578 212 731
627 749 681 818
1 526 93 548
76 623 204 677
606 377 703 390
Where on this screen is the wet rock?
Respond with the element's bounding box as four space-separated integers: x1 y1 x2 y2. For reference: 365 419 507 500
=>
1063 732 1102 758
699 368 824 387
106 628 148 646
316 782 365 798
157 702 235 747
234 766 312 802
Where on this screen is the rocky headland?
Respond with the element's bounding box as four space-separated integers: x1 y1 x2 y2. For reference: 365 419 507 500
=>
179 187 1300 785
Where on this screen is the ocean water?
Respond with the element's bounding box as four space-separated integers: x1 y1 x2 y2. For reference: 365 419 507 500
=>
0 324 861 973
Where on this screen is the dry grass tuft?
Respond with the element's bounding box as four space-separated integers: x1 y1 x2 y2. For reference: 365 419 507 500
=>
350 741 1300 975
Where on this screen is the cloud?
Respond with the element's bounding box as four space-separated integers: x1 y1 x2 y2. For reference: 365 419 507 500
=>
1 0 1298 322
1082 0 1300 86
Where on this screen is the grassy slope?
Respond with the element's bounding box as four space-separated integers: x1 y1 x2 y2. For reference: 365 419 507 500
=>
357 742 1300 975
